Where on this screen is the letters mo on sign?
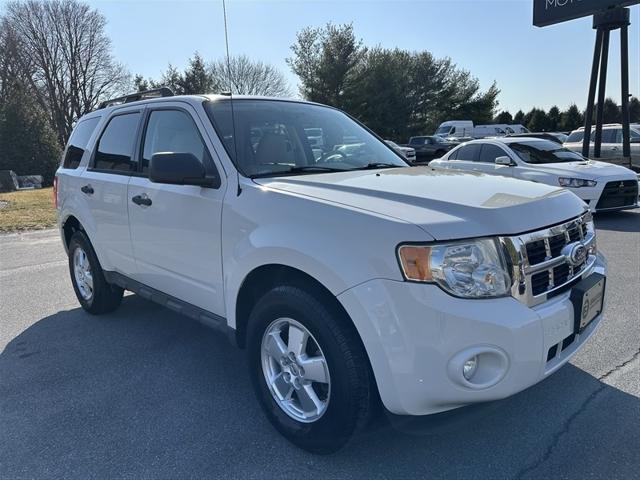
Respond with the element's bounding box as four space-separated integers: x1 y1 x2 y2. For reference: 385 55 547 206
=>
533 0 640 27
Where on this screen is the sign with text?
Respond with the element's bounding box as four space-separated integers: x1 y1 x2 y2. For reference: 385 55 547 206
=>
534 0 640 27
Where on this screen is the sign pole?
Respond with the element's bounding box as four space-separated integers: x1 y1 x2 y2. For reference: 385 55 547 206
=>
593 29 610 159
582 29 604 158
620 23 631 165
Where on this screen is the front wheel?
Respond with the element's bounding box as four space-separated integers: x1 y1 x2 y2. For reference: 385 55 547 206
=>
68 231 123 314
247 285 374 453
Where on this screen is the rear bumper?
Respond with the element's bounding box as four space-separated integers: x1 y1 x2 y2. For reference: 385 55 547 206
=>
337 254 607 416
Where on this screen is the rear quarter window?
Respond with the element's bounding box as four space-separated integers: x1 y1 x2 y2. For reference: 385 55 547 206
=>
62 117 101 169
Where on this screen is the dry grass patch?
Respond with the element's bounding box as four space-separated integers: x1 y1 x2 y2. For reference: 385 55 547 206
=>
0 188 57 232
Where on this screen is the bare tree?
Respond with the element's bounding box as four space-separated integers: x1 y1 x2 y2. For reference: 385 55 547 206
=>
210 54 291 97
4 0 129 145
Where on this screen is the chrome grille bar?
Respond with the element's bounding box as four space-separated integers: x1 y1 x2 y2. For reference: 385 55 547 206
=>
502 212 596 307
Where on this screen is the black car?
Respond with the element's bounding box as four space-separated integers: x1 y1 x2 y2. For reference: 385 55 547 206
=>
406 136 455 162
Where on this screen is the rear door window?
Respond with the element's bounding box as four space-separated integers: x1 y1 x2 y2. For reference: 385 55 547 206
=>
93 113 141 173
63 117 100 169
601 129 616 144
455 143 482 161
566 131 584 143
478 144 507 163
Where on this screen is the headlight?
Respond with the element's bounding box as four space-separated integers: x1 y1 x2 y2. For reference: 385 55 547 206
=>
558 177 597 188
397 238 512 298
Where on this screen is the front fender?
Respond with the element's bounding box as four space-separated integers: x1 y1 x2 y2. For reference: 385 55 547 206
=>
221 182 428 328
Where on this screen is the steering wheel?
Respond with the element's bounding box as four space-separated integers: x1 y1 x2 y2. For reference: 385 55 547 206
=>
317 150 347 164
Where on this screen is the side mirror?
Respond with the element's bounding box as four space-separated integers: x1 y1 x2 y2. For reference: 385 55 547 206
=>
495 156 513 166
149 152 219 187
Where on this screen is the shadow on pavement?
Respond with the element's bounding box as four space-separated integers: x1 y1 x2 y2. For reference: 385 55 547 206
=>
1 295 638 479
594 209 640 233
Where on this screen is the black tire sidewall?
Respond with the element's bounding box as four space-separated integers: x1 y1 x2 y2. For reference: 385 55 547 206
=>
68 230 122 314
68 232 98 311
247 286 369 453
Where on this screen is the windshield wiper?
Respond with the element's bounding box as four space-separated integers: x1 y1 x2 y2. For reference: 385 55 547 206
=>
353 162 401 171
250 165 345 178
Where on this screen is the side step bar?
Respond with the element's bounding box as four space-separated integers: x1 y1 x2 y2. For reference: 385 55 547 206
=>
103 271 237 346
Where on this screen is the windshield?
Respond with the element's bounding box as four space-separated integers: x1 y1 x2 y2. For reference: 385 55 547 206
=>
435 126 452 135
386 140 400 149
509 140 586 164
205 99 407 177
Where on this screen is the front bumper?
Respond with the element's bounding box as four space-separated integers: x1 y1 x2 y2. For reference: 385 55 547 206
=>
571 178 639 212
337 253 607 416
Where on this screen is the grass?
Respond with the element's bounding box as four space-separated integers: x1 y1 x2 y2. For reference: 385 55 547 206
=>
0 187 57 233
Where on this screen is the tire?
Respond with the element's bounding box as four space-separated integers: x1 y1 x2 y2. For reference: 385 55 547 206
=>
68 230 123 315
247 285 374 453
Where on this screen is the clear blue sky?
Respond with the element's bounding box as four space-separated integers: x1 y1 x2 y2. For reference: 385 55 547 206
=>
8 0 640 113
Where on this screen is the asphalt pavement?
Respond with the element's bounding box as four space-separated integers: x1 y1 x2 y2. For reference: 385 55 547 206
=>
1 211 639 479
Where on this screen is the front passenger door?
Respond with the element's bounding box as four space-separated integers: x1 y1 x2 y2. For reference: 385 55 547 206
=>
127 105 226 316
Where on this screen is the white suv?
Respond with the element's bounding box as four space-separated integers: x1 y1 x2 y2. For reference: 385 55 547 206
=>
564 124 640 169
55 90 607 453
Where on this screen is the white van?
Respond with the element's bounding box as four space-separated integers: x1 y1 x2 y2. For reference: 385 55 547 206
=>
434 120 474 139
473 125 508 138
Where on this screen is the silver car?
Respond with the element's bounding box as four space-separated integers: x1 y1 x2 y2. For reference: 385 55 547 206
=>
564 124 640 169
385 140 416 163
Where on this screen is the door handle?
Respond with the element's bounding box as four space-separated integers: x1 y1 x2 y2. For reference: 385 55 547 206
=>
132 194 152 207
80 184 94 195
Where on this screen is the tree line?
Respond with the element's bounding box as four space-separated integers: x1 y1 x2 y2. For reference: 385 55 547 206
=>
495 97 640 133
2 1 638 185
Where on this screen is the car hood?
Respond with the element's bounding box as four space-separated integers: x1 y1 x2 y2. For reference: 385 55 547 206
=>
254 167 587 240
528 160 635 179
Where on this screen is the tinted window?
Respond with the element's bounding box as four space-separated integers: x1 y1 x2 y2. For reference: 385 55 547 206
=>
455 143 482 161
478 144 507 163
142 110 210 173
63 117 100 169
93 113 141 172
409 137 426 145
448 148 459 160
510 141 585 164
566 131 584 143
601 129 616 143
205 100 406 177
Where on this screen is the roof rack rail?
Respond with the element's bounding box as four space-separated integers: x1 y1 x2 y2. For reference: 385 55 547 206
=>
97 87 174 110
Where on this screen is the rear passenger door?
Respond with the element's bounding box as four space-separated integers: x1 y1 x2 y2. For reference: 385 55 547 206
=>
81 108 142 275
446 143 481 172
127 104 226 316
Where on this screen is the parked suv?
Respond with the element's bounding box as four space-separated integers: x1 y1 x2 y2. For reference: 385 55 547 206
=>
406 135 455 162
55 90 607 453
564 124 640 169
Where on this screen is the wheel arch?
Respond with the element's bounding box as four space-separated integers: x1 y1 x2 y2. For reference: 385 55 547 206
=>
234 264 356 349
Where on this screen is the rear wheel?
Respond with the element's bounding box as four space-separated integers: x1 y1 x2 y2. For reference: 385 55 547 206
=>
247 285 374 453
68 231 123 314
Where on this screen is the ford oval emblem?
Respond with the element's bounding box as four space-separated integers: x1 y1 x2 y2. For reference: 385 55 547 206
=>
564 242 588 267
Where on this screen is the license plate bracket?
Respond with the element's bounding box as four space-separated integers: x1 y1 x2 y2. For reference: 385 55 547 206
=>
570 273 606 333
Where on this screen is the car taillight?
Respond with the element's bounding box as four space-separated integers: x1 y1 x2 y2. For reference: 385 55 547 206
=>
53 176 58 208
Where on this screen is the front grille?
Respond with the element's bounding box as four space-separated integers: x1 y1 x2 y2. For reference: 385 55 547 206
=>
503 212 596 307
596 180 638 210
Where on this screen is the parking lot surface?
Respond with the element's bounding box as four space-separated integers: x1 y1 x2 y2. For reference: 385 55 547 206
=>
1 211 639 479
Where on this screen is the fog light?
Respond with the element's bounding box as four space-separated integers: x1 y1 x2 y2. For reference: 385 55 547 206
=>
463 356 478 380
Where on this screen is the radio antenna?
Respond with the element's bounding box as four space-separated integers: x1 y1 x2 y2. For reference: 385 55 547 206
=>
222 0 241 195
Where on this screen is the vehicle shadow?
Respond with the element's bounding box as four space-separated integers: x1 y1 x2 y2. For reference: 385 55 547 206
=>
594 209 640 233
1 296 638 479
